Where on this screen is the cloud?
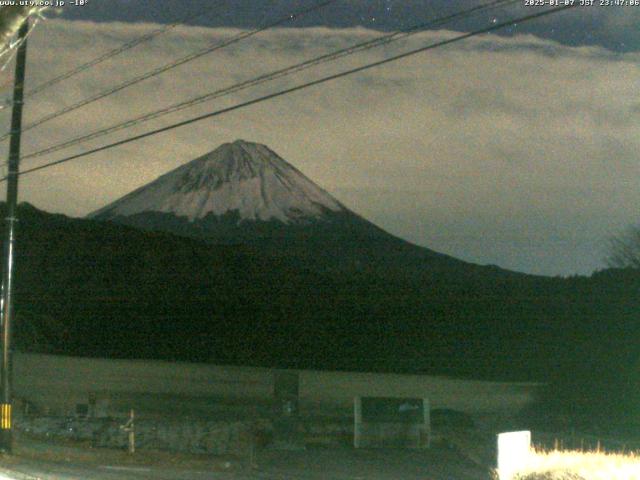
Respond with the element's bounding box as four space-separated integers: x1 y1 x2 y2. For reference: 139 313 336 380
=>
57 1 640 52
1 19 638 276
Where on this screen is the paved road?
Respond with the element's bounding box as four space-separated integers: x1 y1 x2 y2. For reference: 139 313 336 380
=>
0 446 492 480
2 461 239 480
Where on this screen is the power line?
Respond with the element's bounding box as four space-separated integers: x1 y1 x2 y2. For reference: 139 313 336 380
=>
0 0 338 143
0 2 219 110
0 5 576 183
18 0 520 164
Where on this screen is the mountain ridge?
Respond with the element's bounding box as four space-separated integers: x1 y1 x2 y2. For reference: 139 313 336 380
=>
87 139 484 275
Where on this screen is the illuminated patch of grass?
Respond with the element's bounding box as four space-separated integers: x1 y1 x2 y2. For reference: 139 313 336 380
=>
513 449 640 480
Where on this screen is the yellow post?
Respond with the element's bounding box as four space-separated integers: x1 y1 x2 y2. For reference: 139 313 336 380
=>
0 403 10 430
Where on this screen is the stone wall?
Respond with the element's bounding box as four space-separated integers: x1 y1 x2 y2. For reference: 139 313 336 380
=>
16 415 272 456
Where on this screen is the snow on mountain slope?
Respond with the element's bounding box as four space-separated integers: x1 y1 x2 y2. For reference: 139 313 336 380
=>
88 140 345 224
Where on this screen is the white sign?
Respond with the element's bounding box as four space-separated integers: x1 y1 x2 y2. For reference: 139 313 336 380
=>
497 430 531 480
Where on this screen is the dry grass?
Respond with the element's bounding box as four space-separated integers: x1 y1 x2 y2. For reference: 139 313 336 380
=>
512 448 640 480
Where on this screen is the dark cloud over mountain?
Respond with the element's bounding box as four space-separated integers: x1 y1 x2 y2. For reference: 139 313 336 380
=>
60 0 639 52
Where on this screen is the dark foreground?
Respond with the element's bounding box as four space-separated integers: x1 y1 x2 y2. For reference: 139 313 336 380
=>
0 435 492 480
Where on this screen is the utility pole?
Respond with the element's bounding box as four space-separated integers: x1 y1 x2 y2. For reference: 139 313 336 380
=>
0 18 28 454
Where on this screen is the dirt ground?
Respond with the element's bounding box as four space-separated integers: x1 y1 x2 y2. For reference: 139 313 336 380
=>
0 433 494 479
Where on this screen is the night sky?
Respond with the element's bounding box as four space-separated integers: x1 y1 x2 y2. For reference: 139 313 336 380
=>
0 1 637 276
59 0 639 52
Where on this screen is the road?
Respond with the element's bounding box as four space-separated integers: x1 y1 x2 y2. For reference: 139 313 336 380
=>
0 445 492 480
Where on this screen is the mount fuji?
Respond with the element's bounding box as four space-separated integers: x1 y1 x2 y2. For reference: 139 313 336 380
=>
11 142 637 381
89 140 346 226
88 139 464 272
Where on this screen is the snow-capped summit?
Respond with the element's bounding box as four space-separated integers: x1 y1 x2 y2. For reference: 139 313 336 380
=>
88 140 345 224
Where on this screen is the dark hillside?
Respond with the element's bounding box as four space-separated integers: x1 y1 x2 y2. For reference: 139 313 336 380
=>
3 203 638 383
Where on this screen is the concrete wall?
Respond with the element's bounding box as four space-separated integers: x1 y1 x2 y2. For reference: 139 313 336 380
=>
12 352 541 422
